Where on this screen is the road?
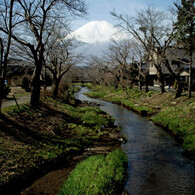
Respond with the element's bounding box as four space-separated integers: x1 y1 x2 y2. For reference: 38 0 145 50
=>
2 85 194 109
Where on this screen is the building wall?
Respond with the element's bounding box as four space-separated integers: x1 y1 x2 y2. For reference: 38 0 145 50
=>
6 78 11 85
149 64 157 75
10 75 24 86
149 47 195 76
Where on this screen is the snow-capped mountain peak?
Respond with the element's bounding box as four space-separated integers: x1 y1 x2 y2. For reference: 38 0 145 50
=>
68 20 125 44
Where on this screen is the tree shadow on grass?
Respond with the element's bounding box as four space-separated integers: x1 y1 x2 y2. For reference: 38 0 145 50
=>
0 113 66 147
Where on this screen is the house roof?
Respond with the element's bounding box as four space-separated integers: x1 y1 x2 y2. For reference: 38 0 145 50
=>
165 46 195 65
6 65 34 78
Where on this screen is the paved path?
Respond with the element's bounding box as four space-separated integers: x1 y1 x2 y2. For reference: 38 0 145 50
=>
2 94 31 108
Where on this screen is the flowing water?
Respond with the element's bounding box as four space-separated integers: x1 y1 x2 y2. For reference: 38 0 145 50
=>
75 87 195 195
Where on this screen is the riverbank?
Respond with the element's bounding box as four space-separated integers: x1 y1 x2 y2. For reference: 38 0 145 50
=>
0 95 126 194
85 84 195 154
58 149 127 195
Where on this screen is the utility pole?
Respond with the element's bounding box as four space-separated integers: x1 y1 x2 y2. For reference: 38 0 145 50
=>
139 55 142 90
0 38 4 112
0 38 3 80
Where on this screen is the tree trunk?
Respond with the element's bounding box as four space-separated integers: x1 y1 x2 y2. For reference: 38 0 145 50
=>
144 69 149 93
0 40 3 113
114 76 120 89
175 83 183 98
0 99 2 113
157 70 166 94
139 83 142 90
139 76 143 90
164 58 184 98
145 76 149 93
139 56 143 91
114 83 118 89
52 79 60 97
0 0 14 112
30 64 42 107
159 79 166 94
188 60 192 98
188 41 193 98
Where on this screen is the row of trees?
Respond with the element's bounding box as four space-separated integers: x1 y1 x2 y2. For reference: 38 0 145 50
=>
86 0 194 98
0 0 87 112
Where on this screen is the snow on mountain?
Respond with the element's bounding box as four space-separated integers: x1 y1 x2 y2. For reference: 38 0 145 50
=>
68 20 127 44
67 21 130 65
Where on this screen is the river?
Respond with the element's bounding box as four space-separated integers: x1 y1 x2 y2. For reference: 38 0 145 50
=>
75 87 195 195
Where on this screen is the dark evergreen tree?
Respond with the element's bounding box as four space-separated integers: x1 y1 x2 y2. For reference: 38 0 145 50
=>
174 0 195 98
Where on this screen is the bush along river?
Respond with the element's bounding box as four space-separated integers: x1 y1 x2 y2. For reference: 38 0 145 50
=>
75 87 195 195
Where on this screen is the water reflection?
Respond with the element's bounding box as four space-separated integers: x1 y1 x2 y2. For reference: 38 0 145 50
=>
75 87 195 195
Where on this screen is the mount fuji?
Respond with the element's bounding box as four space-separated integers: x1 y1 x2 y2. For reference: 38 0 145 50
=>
69 20 125 44
68 21 129 65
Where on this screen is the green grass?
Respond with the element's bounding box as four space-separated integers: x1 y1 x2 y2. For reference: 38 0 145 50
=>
85 86 153 115
152 105 195 152
0 96 117 187
58 149 127 195
14 91 30 98
2 104 33 115
47 97 110 130
0 129 67 185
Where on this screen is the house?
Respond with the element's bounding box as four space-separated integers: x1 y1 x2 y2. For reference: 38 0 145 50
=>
5 59 34 86
149 46 195 89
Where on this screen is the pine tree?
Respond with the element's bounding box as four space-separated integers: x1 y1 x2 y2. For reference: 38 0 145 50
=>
174 0 195 98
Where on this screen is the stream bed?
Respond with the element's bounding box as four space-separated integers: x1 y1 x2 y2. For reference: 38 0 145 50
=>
75 87 195 195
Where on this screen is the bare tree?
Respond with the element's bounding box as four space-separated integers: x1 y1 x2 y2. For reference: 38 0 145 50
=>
98 54 122 88
111 6 174 94
85 56 108 85
0 0 87 107
105 40 136 88
131 44 150 92
0 0 14 112
45 28 80 97
95 39 146 90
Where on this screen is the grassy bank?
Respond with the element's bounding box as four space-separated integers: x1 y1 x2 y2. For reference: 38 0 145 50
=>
0 95 123 193
85 84 195 153
58 149 127 195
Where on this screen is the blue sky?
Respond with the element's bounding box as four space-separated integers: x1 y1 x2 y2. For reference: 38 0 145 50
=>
72 0 177 30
